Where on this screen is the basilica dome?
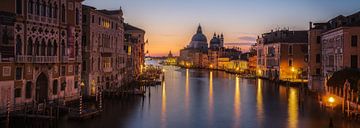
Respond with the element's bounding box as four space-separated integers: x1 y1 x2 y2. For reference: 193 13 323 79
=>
188 25 208 50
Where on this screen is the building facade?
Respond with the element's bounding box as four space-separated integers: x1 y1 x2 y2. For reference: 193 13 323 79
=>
256 30 308 81
124 23 145 82
0 0 84 109
308 11 360 92
81 5 125 96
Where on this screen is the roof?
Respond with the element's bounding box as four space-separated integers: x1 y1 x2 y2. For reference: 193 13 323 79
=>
124 23 145 32
312 10 360 30
98 10 122 15
260 30 308 44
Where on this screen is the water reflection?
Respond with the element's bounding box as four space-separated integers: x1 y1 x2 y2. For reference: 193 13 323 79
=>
288 88 298 128
185 69 189 113
208 71 214 121
233 76 240 128
256 79 264 126
161 81 167 128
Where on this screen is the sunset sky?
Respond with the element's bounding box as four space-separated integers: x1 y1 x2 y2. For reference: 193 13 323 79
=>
84 0 360 56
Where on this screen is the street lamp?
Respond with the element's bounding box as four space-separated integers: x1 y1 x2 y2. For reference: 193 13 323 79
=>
327 96 335 128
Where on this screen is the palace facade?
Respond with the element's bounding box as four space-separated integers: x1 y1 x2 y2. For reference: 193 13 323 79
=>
0 0 84 109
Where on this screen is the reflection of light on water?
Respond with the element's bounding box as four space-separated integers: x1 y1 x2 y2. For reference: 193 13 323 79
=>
288 88 298 128
233 76 240 128
185 69 189 111
161 81 167 128
209 71 214 121
256 79 264 125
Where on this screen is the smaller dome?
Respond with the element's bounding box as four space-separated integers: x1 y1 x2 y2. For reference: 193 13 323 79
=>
210 37 221 44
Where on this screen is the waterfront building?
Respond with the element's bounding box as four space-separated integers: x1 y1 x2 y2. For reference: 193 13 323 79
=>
81 5 125 96
308 11 360 92
124 23 145 82
179 25 242 70
165 51 177 65
0 0 84 109
256 29 308 81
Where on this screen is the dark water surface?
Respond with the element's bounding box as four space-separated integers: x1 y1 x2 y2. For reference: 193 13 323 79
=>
56 66 359 128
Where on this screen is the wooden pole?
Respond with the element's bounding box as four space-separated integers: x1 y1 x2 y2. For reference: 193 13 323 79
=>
7 88 10 128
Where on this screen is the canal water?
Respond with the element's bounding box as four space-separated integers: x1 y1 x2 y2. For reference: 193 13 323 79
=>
55 65 360 128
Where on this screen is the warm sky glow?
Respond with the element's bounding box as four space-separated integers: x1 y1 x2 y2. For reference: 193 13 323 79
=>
84 0 360 56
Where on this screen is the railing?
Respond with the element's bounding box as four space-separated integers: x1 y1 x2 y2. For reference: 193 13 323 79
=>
34 56 58 63
76 56 82 63
61 56 69 63
16 55 33 63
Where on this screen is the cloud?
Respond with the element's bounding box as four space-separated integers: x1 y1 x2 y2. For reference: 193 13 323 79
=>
238 36 257 41
225 42 256 46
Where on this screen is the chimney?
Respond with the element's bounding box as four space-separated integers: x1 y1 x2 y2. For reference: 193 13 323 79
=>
309 22 313 30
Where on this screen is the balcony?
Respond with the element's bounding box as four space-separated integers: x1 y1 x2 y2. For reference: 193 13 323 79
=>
34 56 58 63
60 56 69 63
76 56 82 63
16 55 59 63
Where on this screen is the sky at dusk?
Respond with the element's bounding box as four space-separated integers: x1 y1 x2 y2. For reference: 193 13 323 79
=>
84 0 360 56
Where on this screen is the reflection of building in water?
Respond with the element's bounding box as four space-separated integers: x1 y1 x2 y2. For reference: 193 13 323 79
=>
179 25 245 72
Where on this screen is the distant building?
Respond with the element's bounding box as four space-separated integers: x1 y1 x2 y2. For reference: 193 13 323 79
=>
179 25 243 71
81 5 126 96
0 0 84 109
124 23 145 82
256 29 308 81
308 11 360 92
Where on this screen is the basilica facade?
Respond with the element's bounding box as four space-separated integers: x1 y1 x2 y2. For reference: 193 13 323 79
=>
179 25 234 69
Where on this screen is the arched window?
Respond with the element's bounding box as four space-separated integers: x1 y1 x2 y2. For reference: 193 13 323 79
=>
27 37 33 55
41 39 46 56
28 0 33 14
47 40 52 56
75 8 79 25
61 40 66 56
35 38 39 56
53 3 57 18
41 1 46 16
16 35 22 55
48 3 52 18
75 41 79 56
16 0 23 15
61 4 65 22
53 40 57 56
35 0 40 15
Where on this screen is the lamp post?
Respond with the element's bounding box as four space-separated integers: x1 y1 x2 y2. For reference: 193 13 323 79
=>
328 96 335 128
79 82 85 115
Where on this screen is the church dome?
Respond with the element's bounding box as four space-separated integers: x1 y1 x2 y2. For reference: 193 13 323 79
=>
188 25 208 49
210 36 221 44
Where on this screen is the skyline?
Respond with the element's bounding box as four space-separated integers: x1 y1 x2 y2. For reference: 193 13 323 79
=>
84 0 360 56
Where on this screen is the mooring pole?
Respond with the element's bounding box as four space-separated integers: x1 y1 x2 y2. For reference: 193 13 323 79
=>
7 88 10 128
99 89 102 110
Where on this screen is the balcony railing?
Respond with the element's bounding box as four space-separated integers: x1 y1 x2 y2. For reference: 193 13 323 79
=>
60 56 69 63
76 56 82 63
16 55 59 63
